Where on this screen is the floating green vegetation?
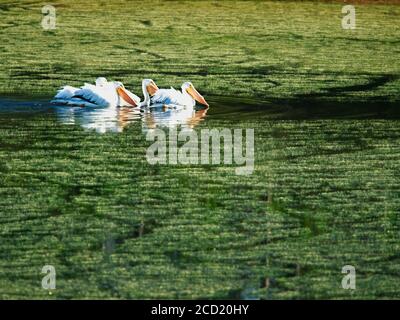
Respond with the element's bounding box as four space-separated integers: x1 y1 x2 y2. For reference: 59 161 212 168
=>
0 0 400 299
0 0 399 103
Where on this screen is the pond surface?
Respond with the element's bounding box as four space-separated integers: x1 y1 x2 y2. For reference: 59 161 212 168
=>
0 96 400 299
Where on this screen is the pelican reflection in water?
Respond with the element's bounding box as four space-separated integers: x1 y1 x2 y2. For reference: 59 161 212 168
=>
55 105 141 133
141 105 209 133
55 104 208 133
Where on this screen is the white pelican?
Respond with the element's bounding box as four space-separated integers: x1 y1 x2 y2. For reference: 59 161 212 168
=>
140 79 159 107
51 77 140 108
151 82 209 108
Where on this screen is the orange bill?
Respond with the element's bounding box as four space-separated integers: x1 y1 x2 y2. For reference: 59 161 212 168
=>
117 87 138 107
187 85 209 107
146 81 159 96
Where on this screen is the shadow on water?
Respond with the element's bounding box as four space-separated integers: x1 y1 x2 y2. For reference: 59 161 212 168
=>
1 95 400 133
0 97 51 114
0 97 209 133
207 95 400 120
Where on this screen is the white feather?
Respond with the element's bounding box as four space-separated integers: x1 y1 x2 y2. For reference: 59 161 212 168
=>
73 83 114 107
152 88 190 106
53 85 79 100
51 78 139 108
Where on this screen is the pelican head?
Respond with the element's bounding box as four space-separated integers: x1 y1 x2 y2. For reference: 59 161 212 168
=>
113 81 124 89
142 79 159 97
182 82 209 107
95 77 108 87
113 81 139 107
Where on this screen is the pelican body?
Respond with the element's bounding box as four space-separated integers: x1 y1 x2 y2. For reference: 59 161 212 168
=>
151 82 209 108
51 77 140 108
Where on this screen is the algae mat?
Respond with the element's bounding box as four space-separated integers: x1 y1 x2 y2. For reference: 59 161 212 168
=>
0 1 400 299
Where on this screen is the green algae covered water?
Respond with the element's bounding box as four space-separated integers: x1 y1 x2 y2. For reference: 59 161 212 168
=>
0 96 400 299
1 0 400 300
